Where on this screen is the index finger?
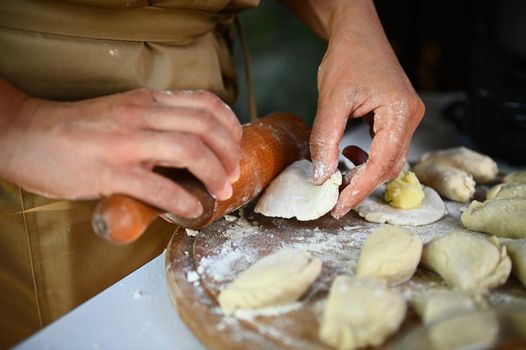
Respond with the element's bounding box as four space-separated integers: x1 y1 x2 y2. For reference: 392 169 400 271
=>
310 93 350 185
331 108 407 219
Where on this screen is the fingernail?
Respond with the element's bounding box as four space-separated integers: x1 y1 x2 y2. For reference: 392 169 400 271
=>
217 182 233 201
189 200 204 218
228 165 240 183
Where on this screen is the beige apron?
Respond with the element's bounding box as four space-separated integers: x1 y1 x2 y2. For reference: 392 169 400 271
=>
0 0 259 347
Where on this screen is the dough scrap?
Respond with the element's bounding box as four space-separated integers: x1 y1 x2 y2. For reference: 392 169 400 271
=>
419 147 498 183
356 225 422 285
254 159 342 221
504 171 526 184
354 186 446 226
217 250 321 315
413 162 475 202
486 183 526 200
319 276 406 350
461 199 526 238
384 171 425 209
421 232 511 291
411 290 479 324
504 240 526 287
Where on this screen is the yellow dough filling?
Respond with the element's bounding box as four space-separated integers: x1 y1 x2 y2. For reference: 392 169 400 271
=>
384 171 425 209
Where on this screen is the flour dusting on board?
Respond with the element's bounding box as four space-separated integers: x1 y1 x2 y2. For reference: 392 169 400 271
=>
184 198 526 350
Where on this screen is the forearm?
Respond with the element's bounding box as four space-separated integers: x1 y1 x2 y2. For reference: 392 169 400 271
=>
0 78 31 176
279 0 392 55
0 78 28 130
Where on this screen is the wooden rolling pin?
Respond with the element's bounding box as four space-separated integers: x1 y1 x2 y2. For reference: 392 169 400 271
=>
92 112 310 244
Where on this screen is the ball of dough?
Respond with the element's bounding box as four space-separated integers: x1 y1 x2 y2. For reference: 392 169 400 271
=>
461 199 526 238
254 159 342 221
421 232 511 291
413 162 475 202
419 147 498 183
384 171 425 209
319 276 406 350
504 171 526 184
354 186 446 226
217 250 321 315
411 290 478 325
356 225 422 285
486 183 526 200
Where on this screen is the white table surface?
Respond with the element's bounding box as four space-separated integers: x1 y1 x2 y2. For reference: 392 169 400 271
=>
14 93 524 350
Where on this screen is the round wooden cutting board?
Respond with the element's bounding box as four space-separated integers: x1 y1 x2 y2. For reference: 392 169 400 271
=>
165 201 526 350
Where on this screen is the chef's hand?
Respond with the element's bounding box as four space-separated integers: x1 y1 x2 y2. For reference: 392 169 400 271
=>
0 82 241 218
280 0 424 219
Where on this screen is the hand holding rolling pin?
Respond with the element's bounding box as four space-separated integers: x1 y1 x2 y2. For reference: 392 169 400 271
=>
0 84 241 219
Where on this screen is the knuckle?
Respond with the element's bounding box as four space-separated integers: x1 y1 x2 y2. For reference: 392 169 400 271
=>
201 91 223 108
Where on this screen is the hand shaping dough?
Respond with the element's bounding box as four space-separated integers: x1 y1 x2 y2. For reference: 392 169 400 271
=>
418 147 498 183
486 183 526 200
356 225 422 285
461 199 526 238
254 159 342 221
354 186 446 226
504 171 526 184
217 250 321 315
411 290 479 324
413 162 475 202
384 171 425 209
504 240 526 287
421 232 511 291
319 276 406 350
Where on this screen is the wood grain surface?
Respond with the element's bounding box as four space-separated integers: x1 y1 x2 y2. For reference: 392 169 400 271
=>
165 197 526 350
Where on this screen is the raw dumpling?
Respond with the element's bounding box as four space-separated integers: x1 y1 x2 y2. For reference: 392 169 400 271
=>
421 232 511 291
384 171 425 209
254 159 342 221
218 250 321 315
418 147 498 183
411 290 479 324
413 162 475 202
356 225 422 285
461 199 526 238
504 171 526 184
354 186 446 226
486 183 526 200
319 276 406 350
504 240 526 287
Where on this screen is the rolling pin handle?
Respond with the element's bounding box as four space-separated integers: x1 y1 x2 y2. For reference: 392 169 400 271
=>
92 194 160 245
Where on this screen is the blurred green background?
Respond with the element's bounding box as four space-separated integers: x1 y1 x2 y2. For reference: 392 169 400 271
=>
232 1 326 125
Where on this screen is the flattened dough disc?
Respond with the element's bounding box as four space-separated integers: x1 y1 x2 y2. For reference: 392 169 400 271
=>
354 186 446 226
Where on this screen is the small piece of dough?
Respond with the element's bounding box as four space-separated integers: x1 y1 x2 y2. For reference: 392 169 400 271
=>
504 240 526 287
319 276 406 350
218 250 321 315
254 159 342 221
419 146 498 183
413 162 475 202
356 225 422 285
421 232 511 291
461 199 526 238
354 186 446 226
411 290 478 324
486 183 526 200
384 171 425 209
504 171 526 184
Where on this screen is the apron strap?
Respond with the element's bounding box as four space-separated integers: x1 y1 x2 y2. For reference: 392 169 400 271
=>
235 16 258 121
